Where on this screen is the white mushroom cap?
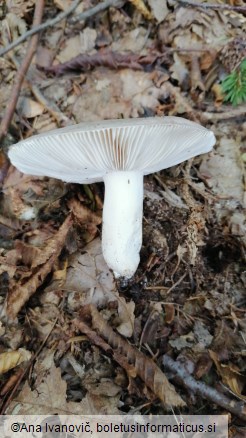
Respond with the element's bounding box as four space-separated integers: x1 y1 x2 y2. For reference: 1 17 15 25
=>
9 117 216 278
9 117 215 183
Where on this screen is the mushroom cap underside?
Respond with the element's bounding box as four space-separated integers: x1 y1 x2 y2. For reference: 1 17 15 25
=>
9 117 216 183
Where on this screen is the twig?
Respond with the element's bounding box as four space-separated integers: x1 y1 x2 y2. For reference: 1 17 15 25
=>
0 0 81 57
163 354 246 421
199 106 246 122
176 0 246 13
0 0 45 143
166 271 187 295
11 55 70 125
69 0 123 23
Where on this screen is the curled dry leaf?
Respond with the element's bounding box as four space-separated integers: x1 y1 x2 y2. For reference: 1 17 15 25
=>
78 304 186 407
209 350 246 401
5 215 73 320
0 348 31 375
68 197 101 242
41 51 170 76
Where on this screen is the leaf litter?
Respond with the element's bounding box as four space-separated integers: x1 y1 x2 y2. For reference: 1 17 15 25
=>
0 0 245 429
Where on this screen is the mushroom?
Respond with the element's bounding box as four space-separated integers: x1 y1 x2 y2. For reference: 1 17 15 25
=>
8 117 215 279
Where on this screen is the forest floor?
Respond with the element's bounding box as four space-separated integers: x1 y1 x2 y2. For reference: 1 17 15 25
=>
0 0 245 435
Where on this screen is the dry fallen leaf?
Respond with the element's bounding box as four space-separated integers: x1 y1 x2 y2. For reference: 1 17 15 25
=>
76 306 185 407
17 97 44 118
62 238 135 337
116 299 135 338
148 0 169 23
5 215 72 319
6 363 96 415
200 138 244 203
209 350 246 401
6 0 35 17
7 348 121 415
67 197 101 242
63 238 116 304
0 349 31 375
129 0 153 20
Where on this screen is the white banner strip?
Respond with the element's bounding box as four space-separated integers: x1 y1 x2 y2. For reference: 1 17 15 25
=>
1 414 228 437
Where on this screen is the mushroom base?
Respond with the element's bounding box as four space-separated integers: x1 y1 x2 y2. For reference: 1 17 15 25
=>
102 171 143 278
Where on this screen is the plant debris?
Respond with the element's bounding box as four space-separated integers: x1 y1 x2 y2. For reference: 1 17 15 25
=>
0 0 245 431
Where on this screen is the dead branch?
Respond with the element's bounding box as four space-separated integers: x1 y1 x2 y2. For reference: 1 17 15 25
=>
4 215 73 320
163 354 246 422
199 107 246 122
74 304 186 407
0 0 81 57
176 0 246 13
70 0 123 23
0 1 45 143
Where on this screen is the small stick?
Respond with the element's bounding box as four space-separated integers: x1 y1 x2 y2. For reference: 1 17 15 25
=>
166 272 187 295
0 0 45 142
163 354 246 421
0 0 81 57
176 0 246 13
200 107 246 122
11 55 70 125
70 0 123 23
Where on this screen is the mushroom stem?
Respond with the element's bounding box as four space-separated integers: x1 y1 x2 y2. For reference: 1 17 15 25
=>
102 171 143 278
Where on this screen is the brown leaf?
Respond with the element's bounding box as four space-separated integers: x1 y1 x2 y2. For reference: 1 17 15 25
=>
5 215 73 319
140 308 161 346
40 50 170 76
209 350 246 401
164 303 175 324
194 353 213 379
77 304 186 407
6 362 98 415
68 198 101 225
0 151 10 185
211 83 224 107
